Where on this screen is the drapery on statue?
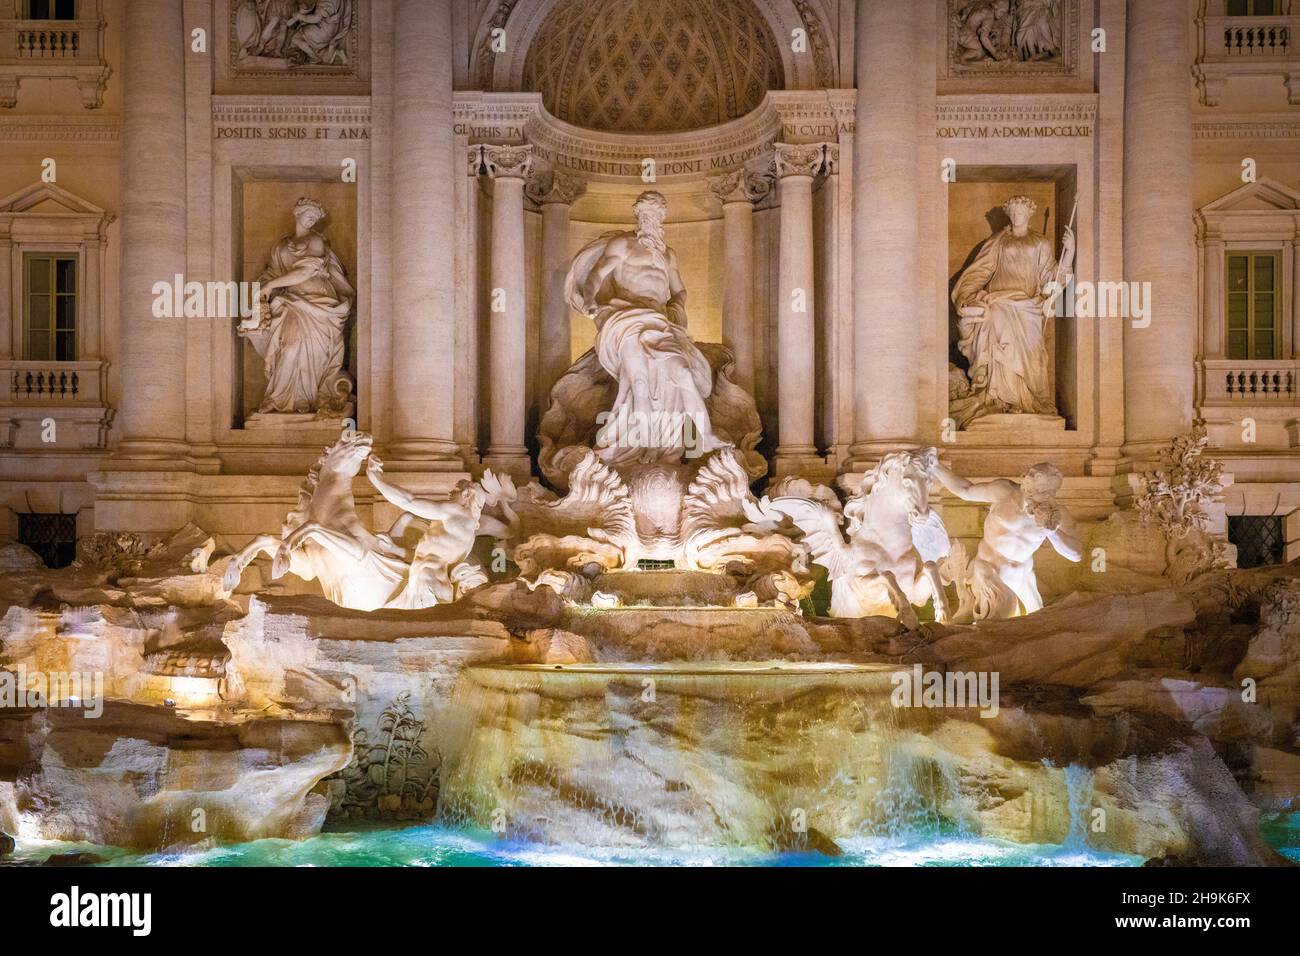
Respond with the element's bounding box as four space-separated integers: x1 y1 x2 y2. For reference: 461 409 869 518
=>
564 190 731 465
932 460 1081 620
239 198 355 418
950 194 1074 426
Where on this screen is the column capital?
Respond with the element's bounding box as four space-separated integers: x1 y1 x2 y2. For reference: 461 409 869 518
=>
525 168 587 206
774 142 830 179
480 143 534 180
707 164 775 206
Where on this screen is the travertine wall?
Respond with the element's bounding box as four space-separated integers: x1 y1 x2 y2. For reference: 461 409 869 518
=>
0 0 1296 549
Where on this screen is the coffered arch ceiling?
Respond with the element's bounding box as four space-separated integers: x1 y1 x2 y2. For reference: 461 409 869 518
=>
471 0 839 131
520 0 783 133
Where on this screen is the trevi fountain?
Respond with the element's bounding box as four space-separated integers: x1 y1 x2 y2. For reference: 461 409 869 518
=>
0 0 1298 883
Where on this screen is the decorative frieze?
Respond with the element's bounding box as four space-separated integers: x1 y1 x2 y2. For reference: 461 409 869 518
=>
935 97 1096 139
211 98 371 141
525 168 586 206
0 116 118 142
452 91 852 185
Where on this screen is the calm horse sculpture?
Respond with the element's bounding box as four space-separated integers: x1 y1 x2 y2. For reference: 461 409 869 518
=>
222 432 410 611
749 449 951 625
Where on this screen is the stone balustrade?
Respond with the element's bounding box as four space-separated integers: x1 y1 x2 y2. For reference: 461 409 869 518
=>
5 359 102 403
1202 359 1300 403
1195 14 1300 104
0 14 109 108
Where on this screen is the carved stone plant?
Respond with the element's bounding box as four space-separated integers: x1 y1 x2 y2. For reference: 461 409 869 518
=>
73 532 165 580
327 692 441 822
1135 426 1233 586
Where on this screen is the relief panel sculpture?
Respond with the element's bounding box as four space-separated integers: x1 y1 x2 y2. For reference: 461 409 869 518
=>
232 0 357 72
945 0 1075 76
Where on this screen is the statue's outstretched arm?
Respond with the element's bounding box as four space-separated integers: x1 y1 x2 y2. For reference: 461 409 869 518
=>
1048 511 1083 562
932 462 1007 504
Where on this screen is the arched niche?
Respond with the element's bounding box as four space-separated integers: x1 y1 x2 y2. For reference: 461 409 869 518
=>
470 0 838 102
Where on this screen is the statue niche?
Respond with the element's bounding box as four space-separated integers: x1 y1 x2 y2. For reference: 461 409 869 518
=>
948 193 1073 429
524 190 800 590
539 190 765 490
238 197 356 425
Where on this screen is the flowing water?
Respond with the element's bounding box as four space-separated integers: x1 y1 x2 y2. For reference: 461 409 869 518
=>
7 659 1297 866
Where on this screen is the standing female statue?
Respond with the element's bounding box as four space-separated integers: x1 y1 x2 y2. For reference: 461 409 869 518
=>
240 197 355 418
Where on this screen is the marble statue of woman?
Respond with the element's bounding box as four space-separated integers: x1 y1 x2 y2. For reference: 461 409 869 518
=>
240 198 354 418
950 194 1073 426
564 190 730 464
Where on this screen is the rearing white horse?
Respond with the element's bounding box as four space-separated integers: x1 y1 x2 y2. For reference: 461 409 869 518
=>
748 449 951 625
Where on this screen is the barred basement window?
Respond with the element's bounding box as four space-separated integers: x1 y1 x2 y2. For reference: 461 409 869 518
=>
1227 515 1284 569
17 512 77 569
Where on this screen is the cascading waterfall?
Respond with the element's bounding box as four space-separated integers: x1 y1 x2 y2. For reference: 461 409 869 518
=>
436 661 970 851
1063 763 1096 851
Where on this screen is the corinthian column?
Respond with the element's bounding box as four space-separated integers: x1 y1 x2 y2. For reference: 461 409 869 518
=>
389 0 460 466
114 0 187 462
481 144 533 478
1123 0 1197 459
774 143 827 475
849 0 921 464
526 169 586 407
708 165 773 392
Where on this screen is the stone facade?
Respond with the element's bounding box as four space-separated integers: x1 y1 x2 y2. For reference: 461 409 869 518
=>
0 0 1297 565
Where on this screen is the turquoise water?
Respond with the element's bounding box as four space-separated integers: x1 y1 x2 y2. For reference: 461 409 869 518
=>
1261 812 1300 863
11 823 1144 867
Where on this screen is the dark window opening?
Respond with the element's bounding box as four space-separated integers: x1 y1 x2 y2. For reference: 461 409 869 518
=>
1227 0 1279 15
24 0 77 19
18 512 77 569
1228 515 1285 569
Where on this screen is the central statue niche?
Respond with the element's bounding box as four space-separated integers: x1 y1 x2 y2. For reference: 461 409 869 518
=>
523 190 793 588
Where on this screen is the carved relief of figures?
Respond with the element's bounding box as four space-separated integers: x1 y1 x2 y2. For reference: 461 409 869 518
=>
235 0 354 70
239 198 355 420
949 194 1073 427
951 0 1063 67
